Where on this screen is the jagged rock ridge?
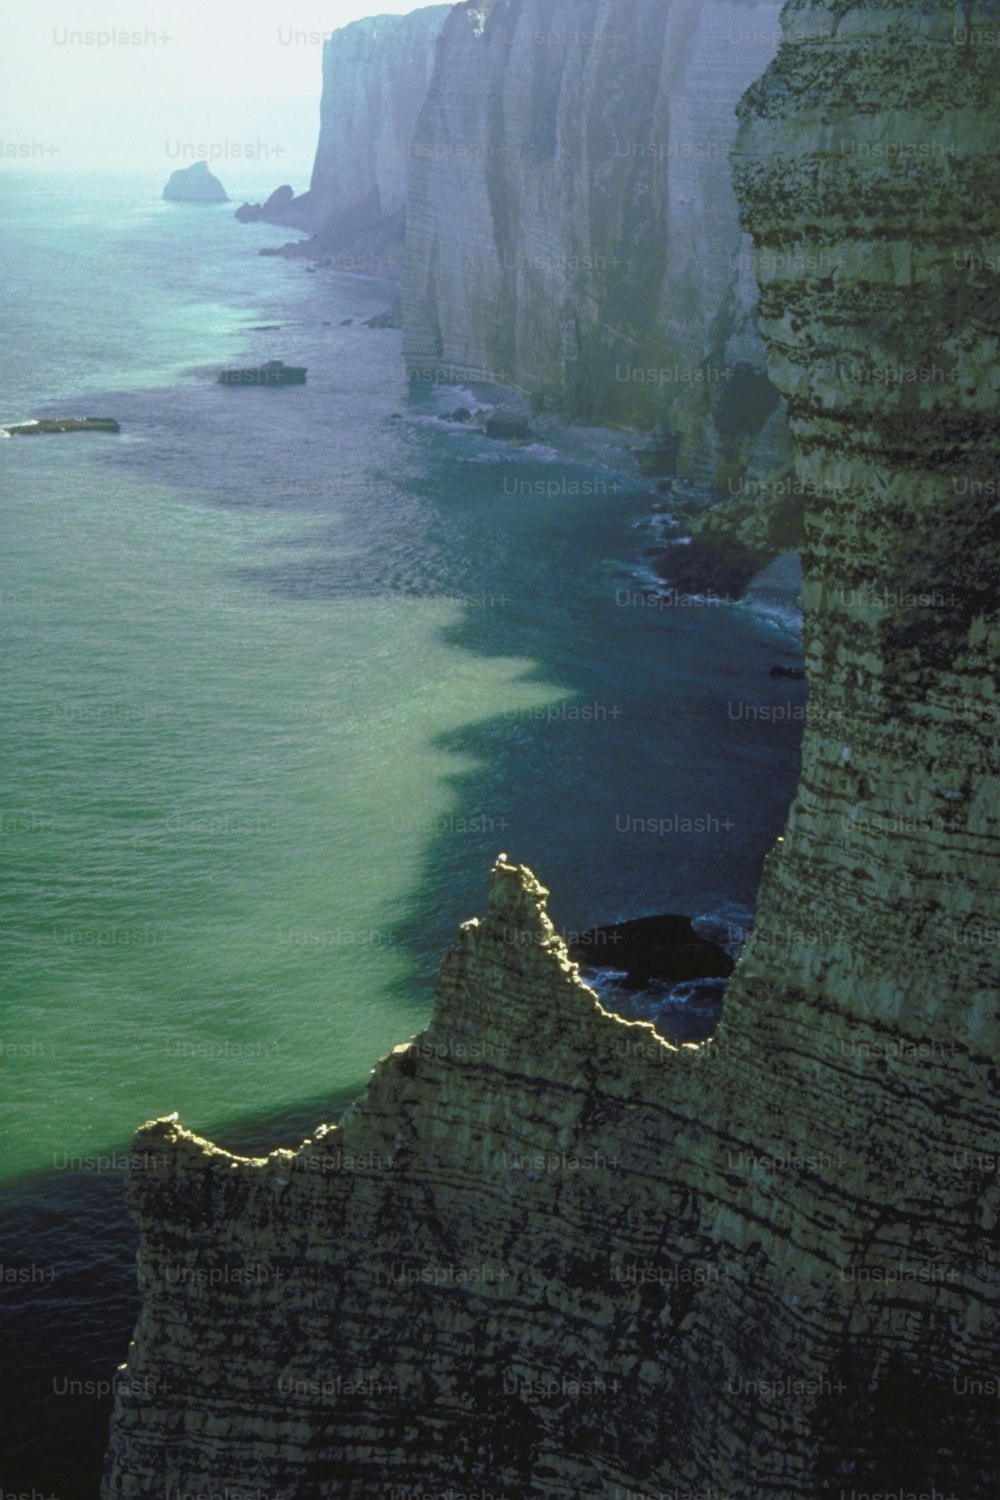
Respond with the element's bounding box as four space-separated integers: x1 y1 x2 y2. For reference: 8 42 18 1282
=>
104 2 999 1496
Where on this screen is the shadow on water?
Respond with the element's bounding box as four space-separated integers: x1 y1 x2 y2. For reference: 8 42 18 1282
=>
64 359 806 1002
375 507 806 996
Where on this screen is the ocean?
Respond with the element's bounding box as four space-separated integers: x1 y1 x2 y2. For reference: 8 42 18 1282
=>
0 172 806 1496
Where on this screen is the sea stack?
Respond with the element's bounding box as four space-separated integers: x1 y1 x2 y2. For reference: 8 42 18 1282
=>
163 161 228 203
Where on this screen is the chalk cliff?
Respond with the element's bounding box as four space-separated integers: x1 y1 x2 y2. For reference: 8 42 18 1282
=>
237 7 451 259
104 2 999 1497
403 0 790 491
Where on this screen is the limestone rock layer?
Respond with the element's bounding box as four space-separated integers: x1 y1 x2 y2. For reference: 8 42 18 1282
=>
103 2 999 1496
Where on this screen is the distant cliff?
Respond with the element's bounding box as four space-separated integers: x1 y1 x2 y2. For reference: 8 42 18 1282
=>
104 2 999 1496
404 0 789 491
239 6 452 265
309 5 452 261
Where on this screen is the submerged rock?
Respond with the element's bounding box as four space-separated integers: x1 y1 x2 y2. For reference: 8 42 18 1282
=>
217 360 306 386
5 416 120 435
162 161 228 203
568 913 735 988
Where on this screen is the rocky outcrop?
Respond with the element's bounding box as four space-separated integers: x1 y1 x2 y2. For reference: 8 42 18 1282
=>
104 3 999 1497
235 7 451 260
104 874 997 1492
234 184 315 229
162 160 228 203
568 913 735 987
403 0 790 492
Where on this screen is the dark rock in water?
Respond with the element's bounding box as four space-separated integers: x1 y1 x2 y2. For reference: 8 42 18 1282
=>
235 185 313 226
770 663 806 680
5 416 120 436
568 914 735 990
217 360 307 387
363 304 403 329
439 407 473 424
484 411 533 441
163 161 228 203
654 534 770 602
340 318 354 326
251 325 281 332
235 185 294 222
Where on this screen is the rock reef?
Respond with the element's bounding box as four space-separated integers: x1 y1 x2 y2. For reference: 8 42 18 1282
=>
104 2 1000 1496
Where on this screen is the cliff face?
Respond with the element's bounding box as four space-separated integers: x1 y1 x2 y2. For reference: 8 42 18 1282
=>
403 0 789 489
103 3 999 1497
306 5 452 250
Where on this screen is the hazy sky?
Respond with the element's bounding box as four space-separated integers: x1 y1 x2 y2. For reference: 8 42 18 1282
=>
0 2 453 181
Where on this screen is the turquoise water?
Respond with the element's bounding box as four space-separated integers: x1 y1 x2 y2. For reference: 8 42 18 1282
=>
1 174 805 1187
